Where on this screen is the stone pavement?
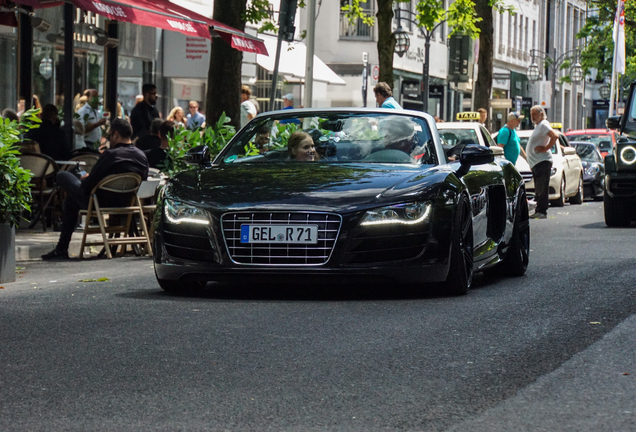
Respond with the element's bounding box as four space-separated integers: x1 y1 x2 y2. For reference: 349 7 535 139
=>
15 227 111 261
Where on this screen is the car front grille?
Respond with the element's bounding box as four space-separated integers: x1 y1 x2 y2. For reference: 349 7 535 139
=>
520 171 533 184
163 221 217 262
221 212 342 265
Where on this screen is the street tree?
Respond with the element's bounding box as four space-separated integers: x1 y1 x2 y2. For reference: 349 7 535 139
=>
206 0 276 129
344 0 511 117
577 0 636 82
473 0 514 122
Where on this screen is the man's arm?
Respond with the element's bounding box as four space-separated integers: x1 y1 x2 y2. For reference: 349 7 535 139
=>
84 117 106 133
535 130 558 153
496 128 509 148
81 152 113 194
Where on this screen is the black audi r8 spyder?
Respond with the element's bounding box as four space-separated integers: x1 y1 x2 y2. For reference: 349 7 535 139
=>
153 108 529 295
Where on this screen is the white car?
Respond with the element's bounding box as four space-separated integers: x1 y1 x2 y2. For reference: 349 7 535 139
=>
512 130 584 206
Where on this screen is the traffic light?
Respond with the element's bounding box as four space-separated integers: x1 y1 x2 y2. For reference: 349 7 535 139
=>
279 0 298 42
448 35 470 83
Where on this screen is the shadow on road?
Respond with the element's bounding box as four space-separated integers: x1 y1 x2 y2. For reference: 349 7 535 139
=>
119 272 497 302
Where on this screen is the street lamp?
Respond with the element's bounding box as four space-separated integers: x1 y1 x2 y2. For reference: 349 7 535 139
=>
526 49 584 117
393 27 410 58
599 83 611 100
393 5 443 113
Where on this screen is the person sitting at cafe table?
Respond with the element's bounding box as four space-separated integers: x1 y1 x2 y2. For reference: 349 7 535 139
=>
41 118 149 260
135 118 163 151
24 103 71 161
145 120 174 169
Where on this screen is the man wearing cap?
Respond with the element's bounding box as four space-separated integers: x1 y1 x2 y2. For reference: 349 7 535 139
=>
496 111 527 164
76 89 107 149
280 93 301 125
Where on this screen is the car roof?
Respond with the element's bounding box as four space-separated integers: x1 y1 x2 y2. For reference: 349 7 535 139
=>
565 129 612 135
436 122 483 130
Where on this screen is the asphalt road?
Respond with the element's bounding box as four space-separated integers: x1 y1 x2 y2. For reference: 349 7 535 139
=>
1 201 635 431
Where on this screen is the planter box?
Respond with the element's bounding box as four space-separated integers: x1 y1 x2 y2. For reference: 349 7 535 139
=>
0 223 16 283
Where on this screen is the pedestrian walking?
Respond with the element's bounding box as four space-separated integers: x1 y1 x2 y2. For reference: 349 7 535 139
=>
240 85 257 128
130 83 159 140
496 111 527 164
186 100 206 130
76 89 106 150
373 82 402 109
527 105 558 219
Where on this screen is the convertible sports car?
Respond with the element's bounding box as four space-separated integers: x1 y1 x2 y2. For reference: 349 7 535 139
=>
153 109 530 295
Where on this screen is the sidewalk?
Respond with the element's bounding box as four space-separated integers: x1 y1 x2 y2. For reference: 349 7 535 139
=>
15 227 107 261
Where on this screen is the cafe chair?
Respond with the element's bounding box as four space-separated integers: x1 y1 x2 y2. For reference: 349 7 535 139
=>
78 173 153 259
67 154 99 174
18 152 59 231
18 140 41 154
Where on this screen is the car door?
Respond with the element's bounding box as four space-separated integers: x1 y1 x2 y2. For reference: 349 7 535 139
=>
559 135 581 194
462 125 507 261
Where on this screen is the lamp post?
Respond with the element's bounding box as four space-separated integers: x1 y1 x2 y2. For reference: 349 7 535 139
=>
526 49 583 117
392 6 442 114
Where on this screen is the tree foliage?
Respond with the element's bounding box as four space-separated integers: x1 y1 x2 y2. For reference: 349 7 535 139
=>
578 0 636 81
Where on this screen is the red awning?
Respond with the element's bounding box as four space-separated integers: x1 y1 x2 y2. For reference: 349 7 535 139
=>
5 0 268 55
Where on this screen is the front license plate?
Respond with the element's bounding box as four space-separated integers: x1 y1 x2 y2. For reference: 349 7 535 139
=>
240 225 319 244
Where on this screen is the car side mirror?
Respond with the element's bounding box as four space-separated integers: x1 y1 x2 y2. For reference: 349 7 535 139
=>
184 145 211 167
456 144 494 178
606 115 621 130
563 147 576 156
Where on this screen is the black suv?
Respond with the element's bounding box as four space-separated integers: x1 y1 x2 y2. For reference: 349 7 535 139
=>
604 83 636 227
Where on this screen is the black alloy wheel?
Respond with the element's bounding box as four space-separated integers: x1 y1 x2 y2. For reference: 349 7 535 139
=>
501 191 530 276
445 195 474 295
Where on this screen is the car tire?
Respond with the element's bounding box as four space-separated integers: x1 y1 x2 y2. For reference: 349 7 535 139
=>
500 191 530 276
570 175 584 205
604 192 632 227
551 177 565 207
445 194 474 295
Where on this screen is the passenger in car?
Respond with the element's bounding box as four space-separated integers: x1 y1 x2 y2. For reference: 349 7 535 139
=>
252 126 271 153
288 131 318 161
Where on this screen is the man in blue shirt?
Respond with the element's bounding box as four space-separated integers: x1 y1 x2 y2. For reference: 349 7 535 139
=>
373 82 402 109
279 93 301 125
186 100 206 130
496 111 527 164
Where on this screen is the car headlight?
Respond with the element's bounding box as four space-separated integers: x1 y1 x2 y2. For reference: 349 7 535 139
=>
550 167 557 176
584 164 599 176
361 202 431 226
164 199 210 225
620 145 636 165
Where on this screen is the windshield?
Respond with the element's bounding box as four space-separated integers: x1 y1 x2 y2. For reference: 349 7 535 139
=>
572 143 602 162
568 134 613 153
438 129 480 147
218 113 438 166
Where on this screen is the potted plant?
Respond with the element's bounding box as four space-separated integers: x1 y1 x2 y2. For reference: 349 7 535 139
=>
160 112 236 177
0 110 39 283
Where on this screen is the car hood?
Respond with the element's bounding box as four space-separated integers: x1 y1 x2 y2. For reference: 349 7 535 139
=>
168 163 450 212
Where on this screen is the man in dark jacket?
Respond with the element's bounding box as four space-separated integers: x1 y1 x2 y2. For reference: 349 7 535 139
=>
42 118 149 259
130 83 159 140
24 104 71 160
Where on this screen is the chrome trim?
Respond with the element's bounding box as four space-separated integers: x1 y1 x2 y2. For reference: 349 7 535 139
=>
221 211 343 266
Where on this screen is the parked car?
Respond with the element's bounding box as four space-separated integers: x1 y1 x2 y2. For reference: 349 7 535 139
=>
570 141 605 200
604 83 636 226
153 108 530 296
564 129 619 157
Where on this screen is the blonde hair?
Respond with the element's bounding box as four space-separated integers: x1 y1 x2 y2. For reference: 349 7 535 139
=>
167 106 185 122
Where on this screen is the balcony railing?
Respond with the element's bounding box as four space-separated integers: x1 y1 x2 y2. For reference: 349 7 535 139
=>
339 10 373 40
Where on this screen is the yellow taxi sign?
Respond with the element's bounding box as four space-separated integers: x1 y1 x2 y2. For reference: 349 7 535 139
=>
550 122 563 130
456 112 480 121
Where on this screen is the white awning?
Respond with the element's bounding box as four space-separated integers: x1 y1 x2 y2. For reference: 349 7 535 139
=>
257 36 346 86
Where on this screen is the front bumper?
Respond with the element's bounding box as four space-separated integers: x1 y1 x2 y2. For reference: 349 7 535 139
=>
605 172 636 199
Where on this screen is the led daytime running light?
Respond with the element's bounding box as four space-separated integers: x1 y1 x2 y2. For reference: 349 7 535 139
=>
361 204 431 226
164 200 210 225
620 145 636 165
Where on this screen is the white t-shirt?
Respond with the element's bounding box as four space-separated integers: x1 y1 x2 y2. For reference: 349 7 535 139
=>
240 100 257 127
526 119 554 168
76 103 102 146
